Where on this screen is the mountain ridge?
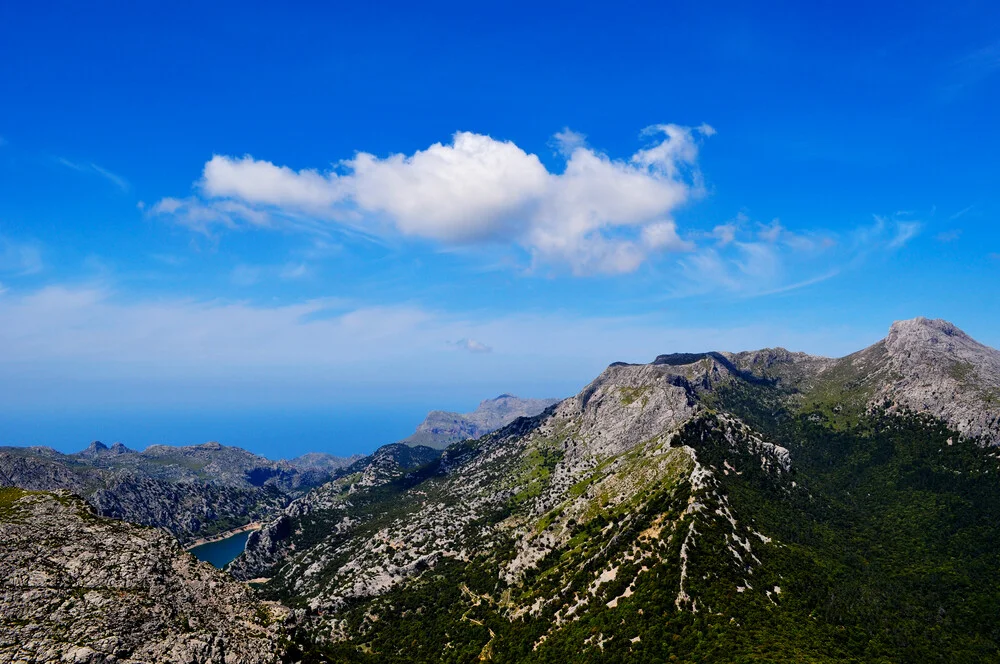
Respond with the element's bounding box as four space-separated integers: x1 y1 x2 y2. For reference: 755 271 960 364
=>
230 317 1000 662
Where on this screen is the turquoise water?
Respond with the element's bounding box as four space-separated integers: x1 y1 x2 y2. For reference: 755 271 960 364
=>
188 530 252 568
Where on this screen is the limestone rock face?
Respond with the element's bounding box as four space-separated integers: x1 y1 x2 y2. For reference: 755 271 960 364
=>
400 394 561 449
0 488 290 663
228 443 440 581
877 317 1000 445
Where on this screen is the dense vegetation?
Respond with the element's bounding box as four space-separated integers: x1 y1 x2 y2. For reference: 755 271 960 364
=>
277 375 1000 664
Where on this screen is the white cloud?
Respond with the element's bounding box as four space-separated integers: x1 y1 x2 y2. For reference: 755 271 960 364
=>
948 205 974 221
865 214 922 251
889 221 921 248
642 221 693 251
453 338 492 353
201 155 346 211
280 262 309 279
56 158 130 192
150 197 272 234
674 211 908 298
231 262 311 286
734 241 781 281
230 264 261 286
551 128 586 156
90 164 130 192
757 219 784 243
348 132 549 243
154 125 712 275
712 223 737 246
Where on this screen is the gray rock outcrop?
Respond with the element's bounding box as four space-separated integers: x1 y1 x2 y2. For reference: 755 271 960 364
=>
0 488 290 663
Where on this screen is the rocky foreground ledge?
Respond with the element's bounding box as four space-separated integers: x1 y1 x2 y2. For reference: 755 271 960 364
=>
0 487 290 664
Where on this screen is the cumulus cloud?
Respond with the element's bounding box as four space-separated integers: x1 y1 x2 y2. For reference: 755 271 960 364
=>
201 155 346 211
153 124 714 275
348 132 548 243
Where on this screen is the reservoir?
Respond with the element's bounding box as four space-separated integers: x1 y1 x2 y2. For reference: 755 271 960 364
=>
188 530 252 568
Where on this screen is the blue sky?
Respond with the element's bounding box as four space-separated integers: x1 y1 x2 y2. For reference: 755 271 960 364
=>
1 1 998 457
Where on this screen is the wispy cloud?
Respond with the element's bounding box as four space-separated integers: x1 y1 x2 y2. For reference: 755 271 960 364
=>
948 204 974 221
279 262 309 280
672 211 917 299
230 264 261 287
940 41 1000 100
0 237 43 276
149 253 186 266
231 262 312 286
888 221 921 249
56 157 130 192
0 284 877 407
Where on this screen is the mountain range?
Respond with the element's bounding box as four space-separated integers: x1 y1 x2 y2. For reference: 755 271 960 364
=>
0 440 358 543
2 317 999 662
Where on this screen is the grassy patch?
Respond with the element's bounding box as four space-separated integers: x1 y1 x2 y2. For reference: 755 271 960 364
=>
620 385 651 407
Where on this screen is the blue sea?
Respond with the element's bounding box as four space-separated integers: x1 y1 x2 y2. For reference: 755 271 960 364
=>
0 405 440 459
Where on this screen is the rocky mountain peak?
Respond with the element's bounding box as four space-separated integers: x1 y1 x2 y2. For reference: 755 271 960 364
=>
887 317 977 353
109 441 133 455
871 317 1000 444
881 317 999 376
78 440 109 458
78 440 134 458
197 441 224 450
